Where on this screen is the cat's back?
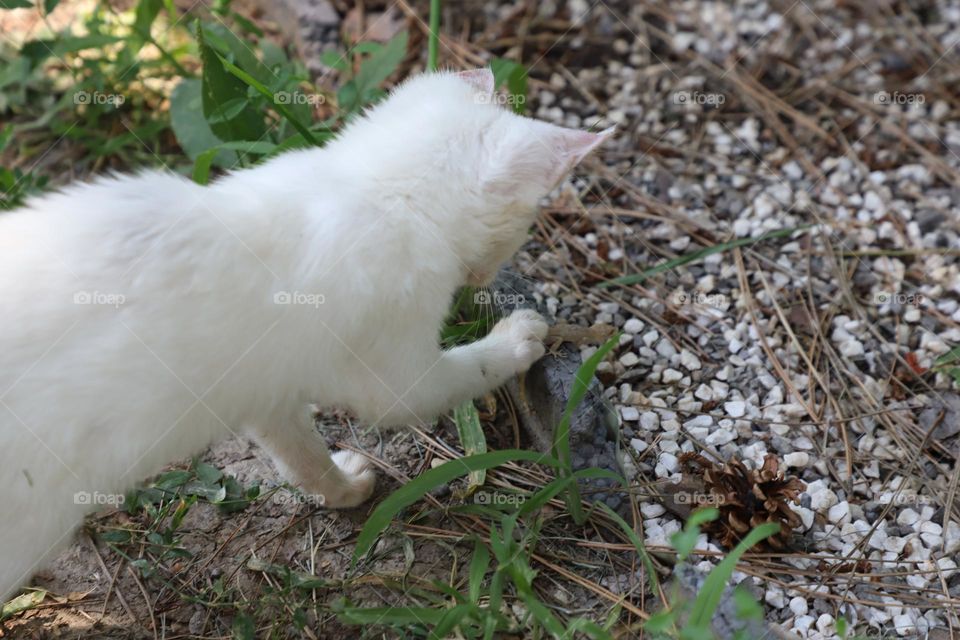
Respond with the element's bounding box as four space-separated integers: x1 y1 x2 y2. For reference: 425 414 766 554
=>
0 171 208 377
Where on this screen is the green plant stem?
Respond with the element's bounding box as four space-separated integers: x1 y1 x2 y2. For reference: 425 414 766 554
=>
427 0 441 71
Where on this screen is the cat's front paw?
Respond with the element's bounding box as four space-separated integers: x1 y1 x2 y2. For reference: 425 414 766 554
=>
490 309 549 373
310 450 376 509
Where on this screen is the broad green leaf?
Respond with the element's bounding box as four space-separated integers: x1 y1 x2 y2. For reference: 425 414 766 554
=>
193 461 222 484
935 345 960 366
0 1 33 9
341 30 407 112
356 30 407 93
836 616 848 638
193 148 218 185
490 58 528 114
170 78 234 164
0 590 45 621
100 529 132 544
319 50 348 72
192 140 276 184
198 25 265 143
214 52 319 146
201 23 273 85
205 97 249 125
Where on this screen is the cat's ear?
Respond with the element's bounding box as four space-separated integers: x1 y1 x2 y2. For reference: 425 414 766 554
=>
484 120 614 194
542 125 615 184
455 68 495 99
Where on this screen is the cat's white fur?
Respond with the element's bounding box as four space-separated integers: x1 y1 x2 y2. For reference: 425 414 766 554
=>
0 69 610 599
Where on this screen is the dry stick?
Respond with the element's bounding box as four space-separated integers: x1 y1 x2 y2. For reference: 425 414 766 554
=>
531 553 649 620
751 262 854 475
496 386 524 449
732 248 841 454
824 84 960 183
537 208 716 356
808 276 960 572
98 544 124 619
740 240 887 602
753 264 906 570
944 456 960 536
86 535 141 632
125 565 159 640
819 228 960 484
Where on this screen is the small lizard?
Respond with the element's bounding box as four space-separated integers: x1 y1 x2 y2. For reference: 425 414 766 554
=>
545 321 616 354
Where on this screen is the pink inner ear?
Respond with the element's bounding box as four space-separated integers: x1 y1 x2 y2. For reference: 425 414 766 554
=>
557 126 616 165
535 125 614 188
455 68 495 97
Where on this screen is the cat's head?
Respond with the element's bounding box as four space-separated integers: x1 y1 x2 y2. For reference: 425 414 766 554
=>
344 68 613 287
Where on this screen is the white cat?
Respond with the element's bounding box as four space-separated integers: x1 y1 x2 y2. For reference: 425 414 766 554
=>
0 68 611 599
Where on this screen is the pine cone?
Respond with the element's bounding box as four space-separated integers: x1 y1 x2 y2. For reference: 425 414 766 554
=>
678 453 806 551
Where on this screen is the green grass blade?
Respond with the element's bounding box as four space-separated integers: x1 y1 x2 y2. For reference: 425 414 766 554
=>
483 570 506 640
553 333 621 469
552 332 620 524
597 502 661 596
427 0 441 71
428 604 476 639
564 618 615 640
454 401 487 490
338 605 445 626
519 468 622 518
601 225 812 287
687 522 780 629
468 540 489 604
353 450 560 564
514 577 566 638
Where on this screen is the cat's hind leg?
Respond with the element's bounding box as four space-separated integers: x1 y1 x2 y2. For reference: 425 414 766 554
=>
251 407 376 509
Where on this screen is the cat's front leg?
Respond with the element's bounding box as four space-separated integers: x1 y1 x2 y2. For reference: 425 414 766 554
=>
473 308 550 383
250 407 376 509
375 309 548 426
